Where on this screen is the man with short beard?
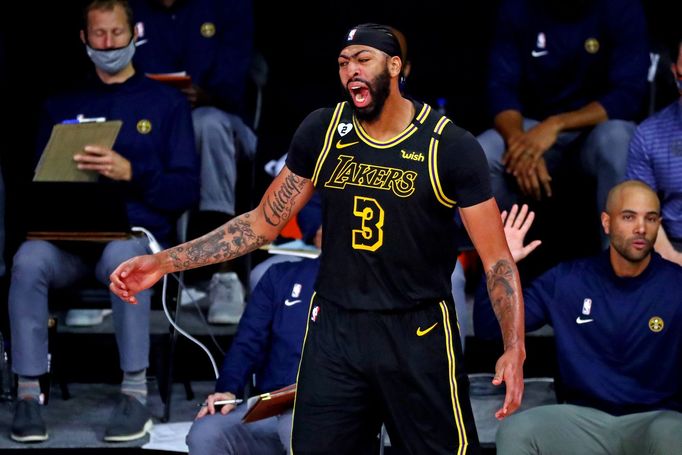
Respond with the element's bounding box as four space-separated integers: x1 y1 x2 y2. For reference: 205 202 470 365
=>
475 180 682 454
111 23 526 454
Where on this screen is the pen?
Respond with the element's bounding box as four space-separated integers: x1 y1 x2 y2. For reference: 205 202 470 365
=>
61 115 107 124
197 398 243 408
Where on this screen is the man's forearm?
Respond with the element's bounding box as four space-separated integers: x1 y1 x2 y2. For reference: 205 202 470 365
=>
655 225 682 266
485 258 525 351
160 170 311 273
494 110 524 143
162 213 270 273
549 101 608 131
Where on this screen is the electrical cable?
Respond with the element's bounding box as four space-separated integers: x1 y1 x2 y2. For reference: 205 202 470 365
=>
161 272 219 379
131 226 220 379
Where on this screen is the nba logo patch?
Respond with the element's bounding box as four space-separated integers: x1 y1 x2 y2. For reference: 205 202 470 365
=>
135 22 145 38
292 283 302 298
582 298 592 315
311 306 320 322
536 32 546 49
347 29 357 41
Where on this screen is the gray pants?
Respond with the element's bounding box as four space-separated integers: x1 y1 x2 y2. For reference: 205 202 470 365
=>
450 258 468 349
9 238 151 376
497 404 682 455
186 404 291 455
478 119 634 216
193 107 257 215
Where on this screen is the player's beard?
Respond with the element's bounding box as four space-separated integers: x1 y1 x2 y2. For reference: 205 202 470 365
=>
344 66 391 122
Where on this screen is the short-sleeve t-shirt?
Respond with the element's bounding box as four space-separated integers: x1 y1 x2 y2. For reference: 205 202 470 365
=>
286 100 491 310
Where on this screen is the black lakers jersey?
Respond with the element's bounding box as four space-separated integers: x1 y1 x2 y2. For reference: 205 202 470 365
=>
286 100 491 310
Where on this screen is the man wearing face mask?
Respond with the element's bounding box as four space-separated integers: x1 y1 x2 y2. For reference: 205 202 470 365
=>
8 0 199 443
625 35 682 266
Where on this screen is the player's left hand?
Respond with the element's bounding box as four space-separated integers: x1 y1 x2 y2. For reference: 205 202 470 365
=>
492 346 525 420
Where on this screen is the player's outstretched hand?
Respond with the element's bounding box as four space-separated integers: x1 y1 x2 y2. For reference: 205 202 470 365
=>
110 254 166 304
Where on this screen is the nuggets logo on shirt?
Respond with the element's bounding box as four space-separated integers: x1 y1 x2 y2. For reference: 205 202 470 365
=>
200 22 216 38
584 38 599 54
648 316 664 333
137 119 152 134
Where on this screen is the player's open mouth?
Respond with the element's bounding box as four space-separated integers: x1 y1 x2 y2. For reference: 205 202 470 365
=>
349 82 370 107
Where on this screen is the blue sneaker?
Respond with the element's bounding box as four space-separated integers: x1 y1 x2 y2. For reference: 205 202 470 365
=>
104 394 152 442
11 399 48 442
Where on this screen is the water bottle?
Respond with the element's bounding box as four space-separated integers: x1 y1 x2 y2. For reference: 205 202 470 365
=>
436 97 447 117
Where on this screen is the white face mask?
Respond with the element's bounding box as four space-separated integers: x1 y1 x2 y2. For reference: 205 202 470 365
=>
86 38 135 75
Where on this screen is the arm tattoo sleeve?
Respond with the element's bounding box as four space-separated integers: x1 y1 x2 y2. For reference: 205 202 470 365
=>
486 259 520 347
165 173 311 271
262 172 308 227
167 213 268 271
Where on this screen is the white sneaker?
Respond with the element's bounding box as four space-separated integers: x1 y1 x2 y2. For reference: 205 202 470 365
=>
180 287 207 306
64 309 112 327
207 272 245 324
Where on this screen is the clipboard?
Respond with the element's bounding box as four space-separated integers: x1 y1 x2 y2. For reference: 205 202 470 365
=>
146 72 192 90
242 384 296 423
23 181 133 241
33 120 122 182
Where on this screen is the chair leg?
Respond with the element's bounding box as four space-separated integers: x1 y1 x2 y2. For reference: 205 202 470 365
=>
162 323 179 423
47 315 70 401
162 271 191 422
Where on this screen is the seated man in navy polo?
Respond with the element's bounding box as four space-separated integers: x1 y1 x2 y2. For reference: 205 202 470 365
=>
474 181 682 454
8 0 198 443
187 226 321 455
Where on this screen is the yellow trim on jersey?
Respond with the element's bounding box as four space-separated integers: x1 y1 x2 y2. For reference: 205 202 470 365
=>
415 103 431 123
439 300 468 455
428 116 457 208
312 103 345 185
289 291 317 455
351 103 430 149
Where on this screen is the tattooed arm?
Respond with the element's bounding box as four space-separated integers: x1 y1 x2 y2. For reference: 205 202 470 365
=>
459 197 525 420
110 166 315 302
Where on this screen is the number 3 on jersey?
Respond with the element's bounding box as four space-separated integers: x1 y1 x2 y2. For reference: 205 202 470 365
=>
352 196 384 251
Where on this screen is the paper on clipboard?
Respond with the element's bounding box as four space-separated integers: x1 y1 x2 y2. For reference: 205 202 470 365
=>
33 120 122 182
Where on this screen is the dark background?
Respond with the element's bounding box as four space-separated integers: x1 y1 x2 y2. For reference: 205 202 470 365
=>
0 0 679 335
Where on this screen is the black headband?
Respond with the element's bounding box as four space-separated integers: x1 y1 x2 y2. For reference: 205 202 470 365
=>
340 23 402 58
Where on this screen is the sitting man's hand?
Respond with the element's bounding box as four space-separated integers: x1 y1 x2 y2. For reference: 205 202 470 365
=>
501 204 542 263
514 158 553 201
196 392 238 419
74 145 132 181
